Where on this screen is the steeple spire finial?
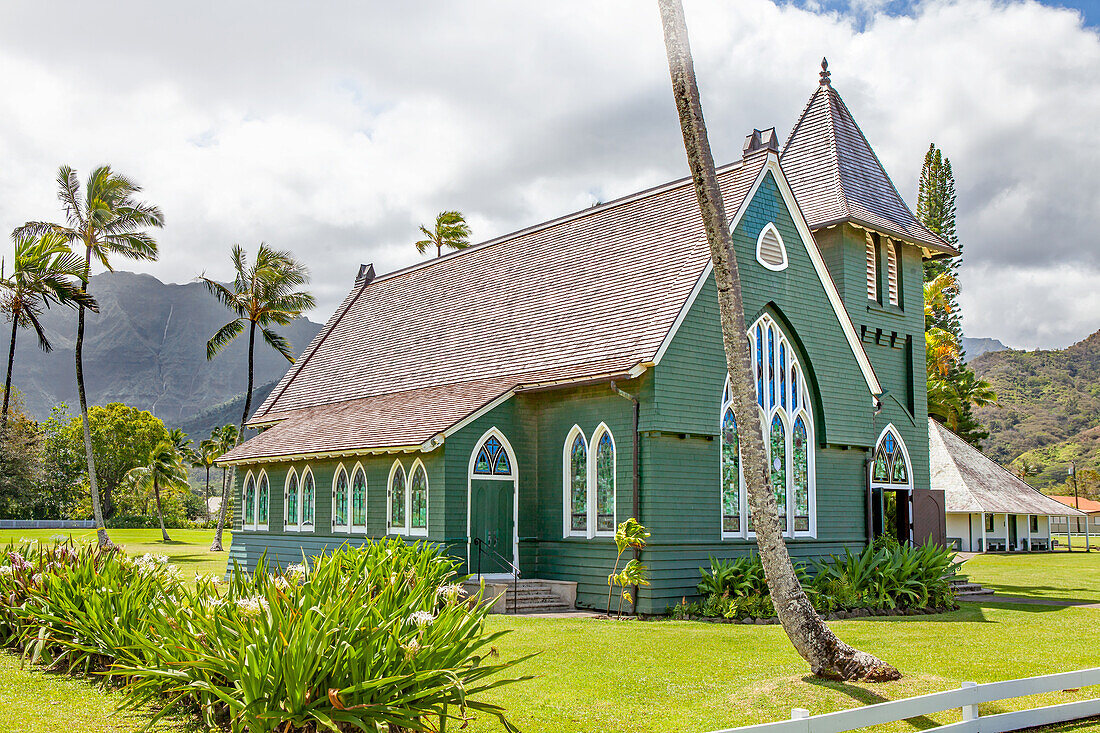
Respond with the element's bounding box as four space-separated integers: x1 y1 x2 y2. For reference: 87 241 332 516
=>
819 57 831 87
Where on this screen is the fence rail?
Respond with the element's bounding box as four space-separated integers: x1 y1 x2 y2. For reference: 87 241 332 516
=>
0 520 95 530
706 667 1100 733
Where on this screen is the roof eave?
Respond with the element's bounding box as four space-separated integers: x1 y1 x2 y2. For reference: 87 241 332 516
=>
810 216 958 257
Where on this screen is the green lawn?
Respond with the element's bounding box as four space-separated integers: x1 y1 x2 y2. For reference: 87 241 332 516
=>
964 550 1100 603
0 528 231 577
1 532 1098 733
1050 534 1099 552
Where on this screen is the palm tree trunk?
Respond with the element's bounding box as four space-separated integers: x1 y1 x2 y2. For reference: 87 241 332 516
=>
75 248 112 549
2 312 18 427
205 465 212 521
211 322 255 553
153 475 170 542
657 0 899 681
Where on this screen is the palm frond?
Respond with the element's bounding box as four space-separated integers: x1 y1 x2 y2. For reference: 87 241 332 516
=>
24 309 52 352
260 326 294 362
56 166 83 229
206 318 245 360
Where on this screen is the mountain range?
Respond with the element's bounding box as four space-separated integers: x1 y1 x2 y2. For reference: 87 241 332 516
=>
1 271 322 431
961 336 1009 362
972 330 1100 487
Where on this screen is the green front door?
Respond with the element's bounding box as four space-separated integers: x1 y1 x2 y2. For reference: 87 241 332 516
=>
470 479 514 575
1008 514 1018 549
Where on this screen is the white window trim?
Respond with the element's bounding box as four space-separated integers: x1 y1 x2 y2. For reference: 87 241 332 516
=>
387 459 407 535
331 463 351 534
299 466 316 532
723 313 817 541
870 424 913 491
590 423 617 539
242 470 257 531
755 221 788 271
348 461 368 535
252 469 270 531
562 425 589 538
406 458 430 537
284 467 300 532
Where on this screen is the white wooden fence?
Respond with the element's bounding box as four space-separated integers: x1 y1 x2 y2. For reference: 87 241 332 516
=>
706 667 1100 733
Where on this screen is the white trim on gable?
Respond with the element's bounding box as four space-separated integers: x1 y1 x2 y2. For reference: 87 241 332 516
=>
650 152 882 398
755 222 788 271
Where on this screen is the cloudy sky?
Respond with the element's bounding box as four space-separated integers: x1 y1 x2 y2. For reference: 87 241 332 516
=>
0 0 1097 350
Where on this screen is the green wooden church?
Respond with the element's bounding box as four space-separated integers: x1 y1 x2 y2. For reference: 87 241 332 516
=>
220 64 956 614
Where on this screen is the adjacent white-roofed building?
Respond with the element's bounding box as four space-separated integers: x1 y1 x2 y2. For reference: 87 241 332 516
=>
930 419 1086 552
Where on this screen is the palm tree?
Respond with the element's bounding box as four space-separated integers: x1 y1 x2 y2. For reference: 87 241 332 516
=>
198 436 219 520
210 423 240 551
168 427 193 453
1 230 97 426
657 0 898 680
123 440 188 542
414 210 472 258
15 165 163 548
200 245 313 551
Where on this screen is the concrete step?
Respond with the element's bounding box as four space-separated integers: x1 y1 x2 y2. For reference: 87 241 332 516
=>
956 588 996 599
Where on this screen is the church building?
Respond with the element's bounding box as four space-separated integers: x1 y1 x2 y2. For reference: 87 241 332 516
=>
220 64 956 614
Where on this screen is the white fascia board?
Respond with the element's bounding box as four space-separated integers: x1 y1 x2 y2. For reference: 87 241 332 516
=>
652 153 882 398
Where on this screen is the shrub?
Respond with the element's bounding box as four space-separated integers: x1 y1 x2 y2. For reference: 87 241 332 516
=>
1 539 527 732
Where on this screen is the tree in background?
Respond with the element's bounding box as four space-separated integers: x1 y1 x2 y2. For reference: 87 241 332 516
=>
200 244 314 552
1 230 97 425
210 423 239 551
917 144 996 446
49 403 171 520
0 389 43 518
123 440 189 541
39 404 83 519
658 0 899 680
15 165 164 548
198 436 220 519
415 210 472 258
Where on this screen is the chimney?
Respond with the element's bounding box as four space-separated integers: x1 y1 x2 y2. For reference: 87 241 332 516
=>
742 127 779 158
356 263 376 284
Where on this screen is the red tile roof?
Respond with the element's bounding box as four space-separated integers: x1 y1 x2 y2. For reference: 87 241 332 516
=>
221 156 766 462
781 80 957 255
1048 495 1100 514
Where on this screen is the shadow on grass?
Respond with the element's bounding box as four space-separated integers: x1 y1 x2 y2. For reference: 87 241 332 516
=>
840 606 994 623
803 677 943 730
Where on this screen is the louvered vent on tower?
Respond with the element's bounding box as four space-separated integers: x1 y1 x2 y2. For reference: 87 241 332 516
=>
886 240 899 306
755 223 788 271
865 232 878 301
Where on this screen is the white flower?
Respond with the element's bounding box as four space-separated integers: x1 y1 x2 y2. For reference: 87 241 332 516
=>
236 596 270 617
273 576 290 592
286 563 308 580
438 584 466 602
50 534 69 543
408 611 435 628
31 574 43 586
403 639 422 659
0 566 13 578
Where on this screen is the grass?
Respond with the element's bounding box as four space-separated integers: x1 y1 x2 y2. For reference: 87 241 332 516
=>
963 549 1100 603
0 531 1098 732
1050 533 1099 551
0 528 231 577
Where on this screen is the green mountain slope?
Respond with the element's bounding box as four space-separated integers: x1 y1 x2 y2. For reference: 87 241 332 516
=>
0 271 321 427
972 330 1100 486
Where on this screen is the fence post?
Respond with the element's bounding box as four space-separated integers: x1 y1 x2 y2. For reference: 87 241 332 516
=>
960 681 978 724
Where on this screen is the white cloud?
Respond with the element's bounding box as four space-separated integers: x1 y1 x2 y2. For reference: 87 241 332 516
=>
0 0 1096 350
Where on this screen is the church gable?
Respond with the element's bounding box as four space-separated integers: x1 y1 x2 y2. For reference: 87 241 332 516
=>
652 158 880 447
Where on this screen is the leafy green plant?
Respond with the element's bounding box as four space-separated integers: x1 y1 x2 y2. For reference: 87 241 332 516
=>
606 518 650 616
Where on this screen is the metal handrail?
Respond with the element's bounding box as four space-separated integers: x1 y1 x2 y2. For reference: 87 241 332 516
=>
472 537 520 614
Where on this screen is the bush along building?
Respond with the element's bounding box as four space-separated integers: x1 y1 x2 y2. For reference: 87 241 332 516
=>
220 63 957 614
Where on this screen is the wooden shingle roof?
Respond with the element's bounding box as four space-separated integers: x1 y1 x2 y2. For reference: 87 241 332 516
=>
930 419 1084 516
221 155 767 463
781 71 957 256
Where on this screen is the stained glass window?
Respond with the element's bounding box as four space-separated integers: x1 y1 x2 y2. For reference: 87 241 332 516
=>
475 435 511 476
302 470 315 528
721 407 740 533
257 474 269 525
351 468 366 528
792 365 799 410
793 416 809 532
569 433 587 533
768 327 776 409
770 415 787 532
755 324 764 407
333 469 348 528
390 463 406 530
286 472 299 527
595 431 615 533
779 343 787 409
873 449 890 483
244 475 256 526
410 464 428 530
872 429 910 487
891 452 908 484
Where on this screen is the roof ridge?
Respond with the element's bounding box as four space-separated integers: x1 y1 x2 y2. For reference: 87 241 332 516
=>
369 160 745 288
